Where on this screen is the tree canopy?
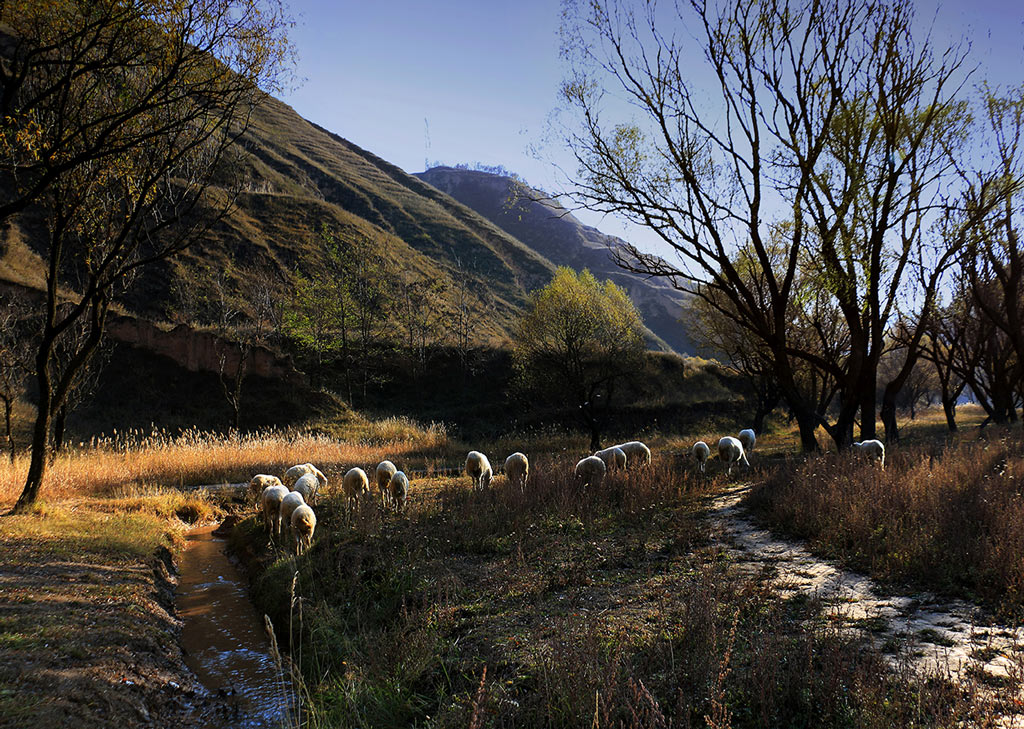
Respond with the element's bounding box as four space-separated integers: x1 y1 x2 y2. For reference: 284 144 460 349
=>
514 267 645 450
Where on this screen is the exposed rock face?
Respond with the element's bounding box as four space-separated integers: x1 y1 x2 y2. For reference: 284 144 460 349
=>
416 166 694 354
106 314 305 385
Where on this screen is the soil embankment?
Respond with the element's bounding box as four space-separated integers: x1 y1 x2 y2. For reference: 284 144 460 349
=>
0 507 237 728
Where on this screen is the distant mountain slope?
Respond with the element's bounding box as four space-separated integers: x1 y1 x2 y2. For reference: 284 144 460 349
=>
415 167 693 354
0 94 693 353
0 97 557 343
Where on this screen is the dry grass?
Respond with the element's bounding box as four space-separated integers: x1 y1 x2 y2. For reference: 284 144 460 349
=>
239 453 1000 728
748 427 1024 614
0 486 226 728
0 422 452 508
758 404 989 455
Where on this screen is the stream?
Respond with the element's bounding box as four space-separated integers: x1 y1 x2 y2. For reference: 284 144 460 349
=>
178 524 289 728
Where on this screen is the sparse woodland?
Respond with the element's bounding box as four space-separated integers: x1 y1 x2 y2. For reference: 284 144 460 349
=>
3 1 1024 728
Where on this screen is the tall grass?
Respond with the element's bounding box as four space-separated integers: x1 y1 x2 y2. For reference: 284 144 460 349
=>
747 431 1024 614
240 455 1000 728
0 423 451 507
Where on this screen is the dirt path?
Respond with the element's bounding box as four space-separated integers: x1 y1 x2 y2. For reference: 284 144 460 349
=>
707 484 1024 721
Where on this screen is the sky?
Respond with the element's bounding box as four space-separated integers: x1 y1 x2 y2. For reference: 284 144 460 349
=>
281 0 1024 261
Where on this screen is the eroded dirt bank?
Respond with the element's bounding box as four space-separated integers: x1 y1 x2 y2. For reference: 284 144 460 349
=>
0 516 237 728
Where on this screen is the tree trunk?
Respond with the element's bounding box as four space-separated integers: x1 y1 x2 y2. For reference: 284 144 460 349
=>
51 404 67 459
793 406 820 453
589 426 601 453
880 397 899 444
13 375 51 513
859 384 877 441
2 395 15 463
752 386 778 435
942 398 958 432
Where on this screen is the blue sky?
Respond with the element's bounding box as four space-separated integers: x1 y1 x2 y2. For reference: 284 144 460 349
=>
281 1 1024 259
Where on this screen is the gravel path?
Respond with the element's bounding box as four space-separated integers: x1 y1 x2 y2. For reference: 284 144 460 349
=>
708 484 1024 725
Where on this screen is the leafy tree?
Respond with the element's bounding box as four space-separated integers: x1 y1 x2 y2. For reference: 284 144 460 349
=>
285 268 348 391
513 267 645 451
2 0 292 511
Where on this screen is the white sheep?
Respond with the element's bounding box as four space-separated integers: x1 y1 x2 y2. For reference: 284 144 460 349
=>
376 460 397 507
717 436 750 476
292 472 320 505
504 452 529 490
738 429 756 454
291 504 316 555
279 490 305 539
615 441 651 468
249 474 282 506
389 470 409 514
342 467 370 519
852 439 886 468
594 446 627 471
261 484 290 536
575 455 607 488
284 462 327 489
691 441 711 474
465 451 493 490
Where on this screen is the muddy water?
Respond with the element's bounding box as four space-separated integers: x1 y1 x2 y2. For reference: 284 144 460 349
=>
178 525 287 728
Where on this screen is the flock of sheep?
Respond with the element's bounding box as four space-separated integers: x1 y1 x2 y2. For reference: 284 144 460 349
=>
248 429 886 555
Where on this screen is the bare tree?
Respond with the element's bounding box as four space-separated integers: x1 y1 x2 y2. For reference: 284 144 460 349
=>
559 0 970 450
2 1 292 511
0 291 31 461
210 264 279 431
958 87 1024 424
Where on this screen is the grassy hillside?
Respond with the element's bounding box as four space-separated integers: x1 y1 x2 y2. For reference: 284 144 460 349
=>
416 166 695 354
0 96 557 343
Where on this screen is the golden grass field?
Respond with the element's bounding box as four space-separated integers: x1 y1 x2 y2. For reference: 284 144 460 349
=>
1 404 1018 728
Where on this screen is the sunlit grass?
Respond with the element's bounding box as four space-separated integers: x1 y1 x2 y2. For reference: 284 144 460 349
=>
748 426 1024 614
0 421 452 508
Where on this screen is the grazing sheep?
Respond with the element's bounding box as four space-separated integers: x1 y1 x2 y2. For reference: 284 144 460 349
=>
504 452 529 490
575 455 607 488
717 436 750 476
853 439 886 468
261 484 290 537
389 471 409 514
291 504 316 555
376 460 397 507
594 446 627 471
738 429 756 454
615 441 651 468
691 441 711 474
279 491 305 539
342 467 371 518
249 474 282 506
292 472 320 505
465 451 493 490
284 462 327 489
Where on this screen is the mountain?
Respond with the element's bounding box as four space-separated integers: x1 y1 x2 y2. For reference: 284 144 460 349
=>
0 96 557 344
0 95 692 357
415 167 693 354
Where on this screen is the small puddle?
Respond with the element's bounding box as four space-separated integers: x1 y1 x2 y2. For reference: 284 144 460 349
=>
178 524 287 727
